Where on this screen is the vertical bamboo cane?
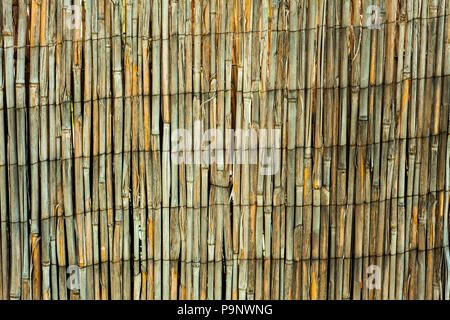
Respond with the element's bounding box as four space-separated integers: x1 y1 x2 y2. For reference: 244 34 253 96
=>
90 0 101 300
263 0 278 301
160 0 170 300
141 0 152 301
424 0 438 300
62 0 79 300
373 0 386 301
348 0 361 300
39 0 52 300
184 0 193 299
231 0 243 300
176 0 186 300
286 0 298 301
321 0 336 301
337 0 351 300
82 0 94 300
0 0 7 300
302 0 316 300
406 0 421 300
238 0 252 301
395 0 410 300
112 0 124 300
401 0 415 300
224 0 234 301
130 0 142 300
311 0 325 301
55 0 68 300
72 0 87 300
416 0 428 300
206 0 215 301
443 0 450 300
16 0 30 300
30 0 43 300
3 0 20 300
169 0 180 301
433 0 448 301
151 0 163 300
192 0 202 300
327 0 339 300
122 0 133 300
98 0 108 300
137 0 148 301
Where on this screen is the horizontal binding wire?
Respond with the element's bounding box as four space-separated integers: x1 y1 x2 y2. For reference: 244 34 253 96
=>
0 13 448 50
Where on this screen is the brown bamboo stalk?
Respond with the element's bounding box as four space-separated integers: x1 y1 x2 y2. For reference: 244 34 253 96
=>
401 0 414 300
443 0 450 300
151 0 162 300
223 0 234 301
97 0 107 300
105 0 114 300
137 0 148 301
39 0 52 300
121 0 133 300
327 0 339 300
81 0 94 300
406 0 421 300
205 0 215 301
176 0 186 300
424 0 439 301
90 0 100 301
192 0 202 301
263 0 278 301
130 0 142 300
169 0 180 301
286 0 298 301
141 0 152 301
30 0 43 300
231 0 243 301
71 0 87 300
111 0 124 300
416 0 429 300
433 0 448 301
17 0 30 300
395 0 410 300
238 0 253 301
183 0 193 300
302 0 316 300
159 0 170 300
321 0 336 301
0 0 7 299
336 0 350 300
373 0 386 301
55 0 68 300
348 0 361 300
62 0 79 300
3 0 20 300
0 2 7 296
311 0 325 301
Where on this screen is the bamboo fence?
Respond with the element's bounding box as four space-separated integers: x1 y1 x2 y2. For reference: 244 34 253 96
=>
0 0 449 300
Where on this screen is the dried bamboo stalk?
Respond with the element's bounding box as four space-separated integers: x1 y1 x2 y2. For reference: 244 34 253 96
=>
1 1 14 300
111 0 124 300
0 0 6 299
17 0 30 300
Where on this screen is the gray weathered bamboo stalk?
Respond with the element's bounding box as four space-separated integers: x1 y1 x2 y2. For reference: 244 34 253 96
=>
3 0 20 300
0 0 7 299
